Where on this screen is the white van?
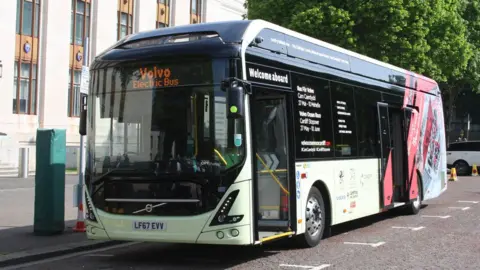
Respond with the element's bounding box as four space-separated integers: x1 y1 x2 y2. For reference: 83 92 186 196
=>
447 141 480 176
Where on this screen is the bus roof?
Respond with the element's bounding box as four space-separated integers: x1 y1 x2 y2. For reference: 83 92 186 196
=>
107 19 439 95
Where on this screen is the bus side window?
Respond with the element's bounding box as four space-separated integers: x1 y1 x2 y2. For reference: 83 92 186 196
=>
354 88 382 158
330 82 358 157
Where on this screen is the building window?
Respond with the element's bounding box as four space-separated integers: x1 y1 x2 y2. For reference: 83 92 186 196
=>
13 0 41 115
70 0 90 45
156 0 170 28
68 69 81 117
69 0 91 117
118 0 134 40
190 0 202 24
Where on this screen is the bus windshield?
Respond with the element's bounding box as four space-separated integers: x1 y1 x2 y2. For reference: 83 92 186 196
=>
87 59 245 179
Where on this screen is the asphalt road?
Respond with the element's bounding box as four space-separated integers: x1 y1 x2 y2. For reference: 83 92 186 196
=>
10 176 480 270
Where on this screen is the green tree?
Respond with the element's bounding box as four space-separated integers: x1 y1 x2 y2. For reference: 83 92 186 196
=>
245 0 479 141
245 0 472 81
440 0 480 141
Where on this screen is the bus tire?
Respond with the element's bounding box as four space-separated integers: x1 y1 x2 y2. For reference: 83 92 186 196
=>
404 174 422 215
296 186 325 248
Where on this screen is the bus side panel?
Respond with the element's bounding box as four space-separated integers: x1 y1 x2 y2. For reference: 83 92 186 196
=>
402 76 420 202
403 80 447 201
295 159 381 228
416 93 447 200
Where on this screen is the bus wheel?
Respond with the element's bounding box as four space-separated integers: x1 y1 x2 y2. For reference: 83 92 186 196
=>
404 176 422 215
297 186 325 248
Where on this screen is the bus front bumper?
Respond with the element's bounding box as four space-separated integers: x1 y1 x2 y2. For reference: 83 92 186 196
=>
85 210 252 245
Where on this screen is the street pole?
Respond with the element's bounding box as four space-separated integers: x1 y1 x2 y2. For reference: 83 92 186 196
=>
78 36 89 213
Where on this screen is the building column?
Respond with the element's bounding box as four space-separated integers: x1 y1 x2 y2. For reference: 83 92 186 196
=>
90 0 117 61
136 0 156 32
0 0 17 136
172 0 191 26
38 0 71 130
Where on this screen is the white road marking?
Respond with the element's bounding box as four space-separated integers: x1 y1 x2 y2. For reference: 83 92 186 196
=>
457 200 478 204
280 264 331 270
343 241 385 247
310 266 331 270
1 242 141 270
421 215 451 219
391 226 425 231
448 207 470 211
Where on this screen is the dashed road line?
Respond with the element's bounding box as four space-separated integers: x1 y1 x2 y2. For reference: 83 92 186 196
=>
280 264 331 270
421 215 451 219
448 206 470 211
391 226 425 231
343 241 385 247
457 200 478 204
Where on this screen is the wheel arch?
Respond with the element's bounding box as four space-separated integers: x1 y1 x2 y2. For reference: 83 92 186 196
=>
416 169 424 201
311 179 332 228
453 159 469 166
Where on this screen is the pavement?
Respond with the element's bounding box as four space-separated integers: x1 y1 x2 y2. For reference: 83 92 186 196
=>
0 175 121 268
0 175 478 269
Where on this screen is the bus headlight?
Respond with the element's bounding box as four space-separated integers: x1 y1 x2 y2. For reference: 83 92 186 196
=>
218 214 226 223
210 190 244 226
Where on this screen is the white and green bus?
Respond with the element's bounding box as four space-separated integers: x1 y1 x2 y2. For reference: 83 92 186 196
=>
80 20 447 247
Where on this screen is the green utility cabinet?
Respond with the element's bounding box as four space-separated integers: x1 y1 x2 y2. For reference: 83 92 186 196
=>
34 129 67 235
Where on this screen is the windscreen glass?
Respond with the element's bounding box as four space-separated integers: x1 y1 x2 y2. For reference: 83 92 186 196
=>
86 59 245 179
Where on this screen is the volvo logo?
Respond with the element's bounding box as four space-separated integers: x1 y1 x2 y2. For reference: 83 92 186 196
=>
133 203 166 214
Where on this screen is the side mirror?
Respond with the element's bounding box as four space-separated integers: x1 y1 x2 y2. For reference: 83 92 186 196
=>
79 94 87 136
226 80 245 119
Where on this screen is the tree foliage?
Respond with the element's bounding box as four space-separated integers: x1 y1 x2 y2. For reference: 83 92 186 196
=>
246 0 477 84
461 0 480 92
245 0 480 138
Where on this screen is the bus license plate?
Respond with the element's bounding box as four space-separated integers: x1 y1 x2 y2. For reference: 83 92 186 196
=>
132 221 166 231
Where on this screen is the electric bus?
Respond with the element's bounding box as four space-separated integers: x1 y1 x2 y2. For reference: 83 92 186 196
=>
80 19 447 247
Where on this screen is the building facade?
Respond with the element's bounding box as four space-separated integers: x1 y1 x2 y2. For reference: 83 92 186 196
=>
0 0 245 173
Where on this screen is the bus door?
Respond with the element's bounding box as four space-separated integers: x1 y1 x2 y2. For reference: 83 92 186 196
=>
377 102 409 208
377 102 394 208
389 107 408 202
251 88 294 233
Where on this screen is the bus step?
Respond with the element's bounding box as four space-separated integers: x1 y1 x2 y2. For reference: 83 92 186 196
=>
259 231 294 244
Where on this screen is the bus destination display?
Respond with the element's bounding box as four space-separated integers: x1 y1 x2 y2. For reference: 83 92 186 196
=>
125 61 213 90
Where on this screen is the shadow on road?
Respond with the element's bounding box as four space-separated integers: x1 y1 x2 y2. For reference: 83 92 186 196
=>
111 242 279 269
266 204 430 251
329 204 428 237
